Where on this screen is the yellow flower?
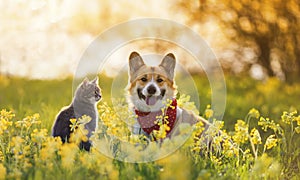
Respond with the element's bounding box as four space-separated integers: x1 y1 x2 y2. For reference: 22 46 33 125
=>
0 109 15 120
193 121 205 137
164 98 175 110
31 128 48 143
79 152 95 170
15 113 41 129
295 126 300 134
294 115 300 126
40 137 62 161
58 143 78 169
98 101 132 139
152 124 170 140
31 113 41 124
258 117 282 134
70 123 89 144
69 118 78 131
233 120 249 144
221 136 237 157
23 158 32 169
248 108 260 119
214 135 223 145
129 134 141 144
10 136 25 148
265 135 278 150
204 120 224 142
204 105 214 119
177 94 199 114
250 128 262 144
0 110 14 135
211 155 222 166
0 151 3 162
191 146 201 152
77 115 92 125
281 111 297 125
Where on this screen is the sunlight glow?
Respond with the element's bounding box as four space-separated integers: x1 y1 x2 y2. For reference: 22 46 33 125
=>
0 0 181 79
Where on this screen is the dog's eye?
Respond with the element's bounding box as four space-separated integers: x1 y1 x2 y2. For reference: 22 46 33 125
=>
157 78 163 83
141 77 147 82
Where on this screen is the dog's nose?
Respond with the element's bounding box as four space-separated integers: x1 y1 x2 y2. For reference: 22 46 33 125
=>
147 85 156 95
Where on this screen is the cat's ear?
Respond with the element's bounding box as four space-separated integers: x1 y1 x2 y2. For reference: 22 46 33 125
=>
82 77 89 88
91 76 99 85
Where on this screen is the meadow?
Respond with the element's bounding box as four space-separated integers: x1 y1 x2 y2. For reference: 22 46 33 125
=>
0 74 299 179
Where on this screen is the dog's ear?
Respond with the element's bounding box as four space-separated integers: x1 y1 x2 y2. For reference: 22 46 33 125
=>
159 53 176 79
129 52 145 74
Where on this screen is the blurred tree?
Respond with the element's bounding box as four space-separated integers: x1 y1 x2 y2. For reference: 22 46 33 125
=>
178 0 300 81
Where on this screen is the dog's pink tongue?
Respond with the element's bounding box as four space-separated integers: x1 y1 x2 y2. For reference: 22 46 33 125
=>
146 96 157 106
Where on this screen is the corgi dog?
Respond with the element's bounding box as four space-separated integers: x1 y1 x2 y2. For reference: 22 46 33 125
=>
127 52 210 140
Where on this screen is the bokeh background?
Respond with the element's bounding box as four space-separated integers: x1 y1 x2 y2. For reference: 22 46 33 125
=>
1 0 299 81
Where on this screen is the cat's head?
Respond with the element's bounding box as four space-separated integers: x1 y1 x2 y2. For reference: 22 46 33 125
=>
75 77 102 104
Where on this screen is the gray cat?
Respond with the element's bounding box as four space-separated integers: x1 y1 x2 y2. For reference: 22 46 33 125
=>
51 77 102 151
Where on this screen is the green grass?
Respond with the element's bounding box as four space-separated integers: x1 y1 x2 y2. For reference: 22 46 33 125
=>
2 74 299 130
0 74 299 179
0 77 72 130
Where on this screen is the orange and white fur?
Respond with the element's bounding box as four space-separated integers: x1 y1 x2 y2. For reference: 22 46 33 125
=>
127 52 210 139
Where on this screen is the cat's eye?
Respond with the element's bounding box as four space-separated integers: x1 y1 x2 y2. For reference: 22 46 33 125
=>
141 77 147 82
157 78 163 83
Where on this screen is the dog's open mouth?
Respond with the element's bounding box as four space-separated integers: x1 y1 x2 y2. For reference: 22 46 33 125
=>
137 88 166 106
145 96 158 106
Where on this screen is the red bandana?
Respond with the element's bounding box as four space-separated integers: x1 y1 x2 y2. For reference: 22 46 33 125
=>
134 99 177 139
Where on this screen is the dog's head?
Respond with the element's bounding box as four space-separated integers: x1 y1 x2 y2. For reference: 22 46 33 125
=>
128 52 176 112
